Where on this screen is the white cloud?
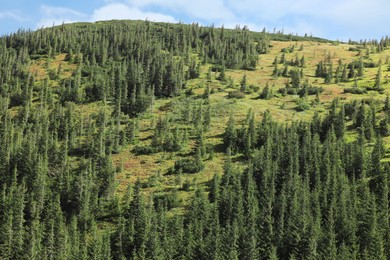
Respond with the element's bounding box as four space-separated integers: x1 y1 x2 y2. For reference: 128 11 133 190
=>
91 3 176 23
36 3 176 30
122 0 336 37
37 5 87 28
40 5 86 18
0 11 25 22
127 0 234 21
222 0 390 38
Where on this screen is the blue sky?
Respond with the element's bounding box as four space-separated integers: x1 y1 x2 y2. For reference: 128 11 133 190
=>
1 0 389 41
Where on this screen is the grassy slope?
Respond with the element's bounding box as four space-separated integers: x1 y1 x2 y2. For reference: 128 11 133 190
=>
28 38 390 207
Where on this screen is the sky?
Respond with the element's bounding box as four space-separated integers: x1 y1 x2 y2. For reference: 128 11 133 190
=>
1 0 389 41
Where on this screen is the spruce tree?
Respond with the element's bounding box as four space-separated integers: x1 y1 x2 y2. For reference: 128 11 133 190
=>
374 66 382 89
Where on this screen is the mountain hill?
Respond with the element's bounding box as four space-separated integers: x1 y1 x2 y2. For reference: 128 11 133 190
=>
0 20 389 259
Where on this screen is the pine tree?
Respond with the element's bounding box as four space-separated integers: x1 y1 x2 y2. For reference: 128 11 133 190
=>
272 64 279 77
124 179 149 258
204 104 211 131
374 66 382 89
300 55 306 68
325 63 333 84
224 113 237 153
341 64 348 82
315 61 324 77
239 169 259 259
358 58 364 77
273 56 279 65
384 94 390 114
195 146 204 171
240 75 248 93
280 53 286 64
209 173 221 203
217 65 226 82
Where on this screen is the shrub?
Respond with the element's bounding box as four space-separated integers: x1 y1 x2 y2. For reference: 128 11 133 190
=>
133 146 161 155
260 85 273 99
364 61 377 68
153 191 181 210
122 94 153 117
298 86 324 97
365 86 385 93
343 88 367 94
185 88 194 96
296 98 311 111
279 87 288 96
48 69 58 80
158 102 173 111
144 174 161 188
174 158 204 173
181 179 192 191
348 47 359 52
228 91 245 99
250 84 260 93
279 87 297 95
211 65 223 72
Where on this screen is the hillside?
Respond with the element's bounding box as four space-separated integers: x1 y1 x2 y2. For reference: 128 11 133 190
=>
0 20 389 259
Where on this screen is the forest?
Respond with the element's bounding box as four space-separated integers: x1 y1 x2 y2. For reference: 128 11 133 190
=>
0 20 389 259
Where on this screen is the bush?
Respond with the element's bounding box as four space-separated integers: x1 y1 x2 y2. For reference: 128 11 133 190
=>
211 65 223 72
250 84 260 93
279 87 297 95
158 102 173 111
303 86 324 95
9 92 24 107
343 88 367 94
228 91 245 99
174 158 203 173
122 94 153 117
185 88 194 96
365 86 385 93
296 98 311 111
298 86 324 97
133 146 161 155
48 69 58 80
260 85 273 99
364 61 377 68
181 179 192 191
145 174 161 188
348 47 359 52
153 191 181 210
279 87 288 96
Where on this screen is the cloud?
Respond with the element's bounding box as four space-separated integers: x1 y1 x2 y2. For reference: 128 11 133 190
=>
127 0 235 21
0 11 25 22
121 0 390 39
37 5 87 28
121 0 330 37
91 3 176 23
40 5 86 18
36 3 176 29
222 0 390 39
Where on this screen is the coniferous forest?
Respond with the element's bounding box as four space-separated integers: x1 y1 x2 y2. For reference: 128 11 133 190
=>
0 20 389 259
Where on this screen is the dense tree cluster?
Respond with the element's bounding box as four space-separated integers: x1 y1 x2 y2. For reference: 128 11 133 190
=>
221 105 389 259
